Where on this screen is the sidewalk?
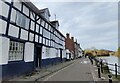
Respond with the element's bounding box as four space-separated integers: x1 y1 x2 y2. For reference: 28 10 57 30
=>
88 57 120 82
7 60 75 81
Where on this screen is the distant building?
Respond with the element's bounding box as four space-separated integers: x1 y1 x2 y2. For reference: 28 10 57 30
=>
0 0 66 80
65 33 75 59
74 40 83 58
50 20 59 30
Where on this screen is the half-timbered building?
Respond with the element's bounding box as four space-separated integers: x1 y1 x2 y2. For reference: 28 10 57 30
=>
0 0 66 80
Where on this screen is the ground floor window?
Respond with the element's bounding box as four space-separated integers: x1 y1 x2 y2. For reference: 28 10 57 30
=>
8 40 24 61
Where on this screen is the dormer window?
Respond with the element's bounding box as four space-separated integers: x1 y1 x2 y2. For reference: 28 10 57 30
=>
39 8 51 21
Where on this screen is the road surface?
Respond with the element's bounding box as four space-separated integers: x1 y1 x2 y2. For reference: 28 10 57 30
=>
41 57 94 81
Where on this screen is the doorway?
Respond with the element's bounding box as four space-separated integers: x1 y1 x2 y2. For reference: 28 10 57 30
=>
60 49 63 62
35 45 42 68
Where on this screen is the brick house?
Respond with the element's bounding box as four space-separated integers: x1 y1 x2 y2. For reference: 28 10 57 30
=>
65 33 75 59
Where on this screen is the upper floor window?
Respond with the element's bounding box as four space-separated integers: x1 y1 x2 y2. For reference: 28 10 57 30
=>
0 1 9 18
16 11 30 29
23 5 29 17
41 19 45 27
13 0 21 11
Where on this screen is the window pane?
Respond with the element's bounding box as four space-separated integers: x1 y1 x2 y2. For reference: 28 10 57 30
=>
30 21 35 31
41 19 45 27
36 24 39 33
8 41 24 61
21 15 26 28
10 8 16 23
40 26 42 34
23 5 29 16
25 18 30 29
16 11 21 26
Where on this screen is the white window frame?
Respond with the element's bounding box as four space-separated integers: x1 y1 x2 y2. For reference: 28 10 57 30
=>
8 41 24 61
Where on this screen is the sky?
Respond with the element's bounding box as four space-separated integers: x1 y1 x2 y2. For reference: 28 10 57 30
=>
31 0 119 51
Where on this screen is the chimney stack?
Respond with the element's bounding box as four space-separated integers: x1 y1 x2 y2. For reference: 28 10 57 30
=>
71 37 74 41
66 33 70 38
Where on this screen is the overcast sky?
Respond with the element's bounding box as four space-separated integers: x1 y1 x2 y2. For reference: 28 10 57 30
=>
31 0 118 51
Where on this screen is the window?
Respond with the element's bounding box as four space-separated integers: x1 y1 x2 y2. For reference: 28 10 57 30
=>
36 24 39 33
13 1 21 11
30 21 35 31
48 25 51 31
51 27 54 32
39 36 42 43
29 33 34 41
16 11 21 26
8 41 24 61
23 5 29 16
43 38 45 45
40 26 43 34
41 19 45 27
16 11 30 29
45 23 48 29
0 1 9 18
10 8 16 23
43 29 49 38
35 35 38 42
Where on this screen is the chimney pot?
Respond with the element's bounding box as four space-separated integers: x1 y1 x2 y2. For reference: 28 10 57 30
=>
66 33 70 38
71 37 74 41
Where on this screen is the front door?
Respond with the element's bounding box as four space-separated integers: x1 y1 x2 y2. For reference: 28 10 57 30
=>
35 45 42 68
60 49 62 62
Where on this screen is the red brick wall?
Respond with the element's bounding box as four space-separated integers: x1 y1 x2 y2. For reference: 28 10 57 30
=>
65 33 75 57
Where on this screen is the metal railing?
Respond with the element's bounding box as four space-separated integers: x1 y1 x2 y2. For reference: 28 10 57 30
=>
94 57 120 78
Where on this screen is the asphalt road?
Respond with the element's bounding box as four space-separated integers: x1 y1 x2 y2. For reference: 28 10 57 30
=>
42 57 94 81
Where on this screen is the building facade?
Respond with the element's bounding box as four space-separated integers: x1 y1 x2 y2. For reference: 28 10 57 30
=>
0 0 66 80
65 33 75 59
65 33 83 60
74 41 83 58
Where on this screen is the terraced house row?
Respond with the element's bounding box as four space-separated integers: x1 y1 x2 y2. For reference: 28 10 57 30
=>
0 0 83 80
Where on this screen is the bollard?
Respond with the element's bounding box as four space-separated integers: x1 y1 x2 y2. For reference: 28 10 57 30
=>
115 63 117 78
108 75 112 83
100 59 103 73
97 63 101 78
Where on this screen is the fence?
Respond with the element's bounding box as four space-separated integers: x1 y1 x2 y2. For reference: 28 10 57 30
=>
93 57 120 78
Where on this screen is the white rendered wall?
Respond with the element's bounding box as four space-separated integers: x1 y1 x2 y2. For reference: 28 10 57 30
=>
24 42 34 62
0 1 9 18
13 0 21 11
23 5 29 17
41 46 48 59
35 35 38 42
29 33 34 42
9 24 19 38
10 8 16 23
49 48 56 58
0 37 9 65
62 49 66 58
42 46 57 59
0 19 7 34
58 50 60 57
20 29 28 40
